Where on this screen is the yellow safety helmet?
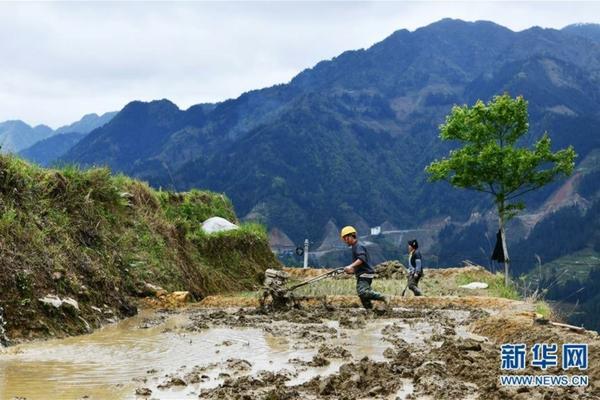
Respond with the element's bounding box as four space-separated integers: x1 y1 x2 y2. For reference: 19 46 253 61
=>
340 225 357 239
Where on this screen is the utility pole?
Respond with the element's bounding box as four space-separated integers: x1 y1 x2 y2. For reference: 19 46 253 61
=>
303 239 309 268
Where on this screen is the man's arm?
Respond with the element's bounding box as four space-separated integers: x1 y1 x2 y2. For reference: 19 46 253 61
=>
344 258 363 274
414 258 422 275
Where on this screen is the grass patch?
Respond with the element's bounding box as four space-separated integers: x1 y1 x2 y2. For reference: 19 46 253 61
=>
534 301 553 319
455 271 520 300
158 189 237 236
294 278 406 297
292 267 521 300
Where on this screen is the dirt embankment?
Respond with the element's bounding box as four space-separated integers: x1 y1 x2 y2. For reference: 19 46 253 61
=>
0 155 277 343
200 293 523 311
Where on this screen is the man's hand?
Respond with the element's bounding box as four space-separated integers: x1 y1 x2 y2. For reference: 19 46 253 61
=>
344 265 354 274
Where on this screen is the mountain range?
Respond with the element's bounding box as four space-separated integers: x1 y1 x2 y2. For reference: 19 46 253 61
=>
57 20 600 254
563 22 600 42
0 120 53 153
12 112 116 166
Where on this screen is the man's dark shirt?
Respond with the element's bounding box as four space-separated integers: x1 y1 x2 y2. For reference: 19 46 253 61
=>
408 250 423 273
352 241 373 277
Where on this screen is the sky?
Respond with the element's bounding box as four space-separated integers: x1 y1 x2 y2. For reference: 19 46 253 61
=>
1 1 599 129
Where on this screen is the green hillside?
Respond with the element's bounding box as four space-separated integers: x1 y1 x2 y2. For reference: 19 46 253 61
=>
0 155 277 342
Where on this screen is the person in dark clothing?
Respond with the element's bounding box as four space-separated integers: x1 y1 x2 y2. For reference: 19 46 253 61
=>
340 226 390 309
406 239 423 296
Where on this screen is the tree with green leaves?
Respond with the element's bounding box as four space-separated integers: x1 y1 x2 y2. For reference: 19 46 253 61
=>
426 94 576 285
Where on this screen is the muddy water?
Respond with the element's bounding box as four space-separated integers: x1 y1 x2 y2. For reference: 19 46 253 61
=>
0 309 400 400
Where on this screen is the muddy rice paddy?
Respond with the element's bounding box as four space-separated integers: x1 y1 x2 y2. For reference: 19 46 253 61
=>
1 296 599 399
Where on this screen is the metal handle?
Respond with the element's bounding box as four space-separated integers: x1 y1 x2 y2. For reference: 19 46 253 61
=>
288 268 343 291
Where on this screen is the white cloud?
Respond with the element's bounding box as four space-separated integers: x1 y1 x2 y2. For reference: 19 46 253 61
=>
0 1 598 128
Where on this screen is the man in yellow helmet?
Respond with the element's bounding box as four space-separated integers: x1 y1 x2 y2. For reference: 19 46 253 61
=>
340 226 390 310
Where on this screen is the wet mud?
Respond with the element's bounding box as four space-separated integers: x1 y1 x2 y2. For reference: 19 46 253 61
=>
1 301 599 399
190 305 599 400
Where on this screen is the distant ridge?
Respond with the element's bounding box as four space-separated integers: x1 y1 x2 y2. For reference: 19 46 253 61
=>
58 19 600 251
17 111 117 165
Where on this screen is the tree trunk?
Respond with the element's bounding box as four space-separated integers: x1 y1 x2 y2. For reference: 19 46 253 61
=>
499 210 510 286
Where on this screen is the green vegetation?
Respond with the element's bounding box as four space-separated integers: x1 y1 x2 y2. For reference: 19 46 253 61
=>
530 249 600 285
158 190 238 235
454 270 520 300
535 301 553 319
294 278 408 297
532 253 600 331
427 94 577 285
0 154 277 340
294 267 520 300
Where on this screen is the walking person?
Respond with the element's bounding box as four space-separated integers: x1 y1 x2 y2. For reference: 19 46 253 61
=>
340 226 390 309
406 239 423 296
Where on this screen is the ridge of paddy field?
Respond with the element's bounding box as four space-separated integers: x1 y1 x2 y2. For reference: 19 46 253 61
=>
197 265 553 319
286 265 521 299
